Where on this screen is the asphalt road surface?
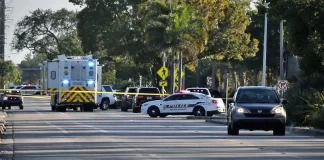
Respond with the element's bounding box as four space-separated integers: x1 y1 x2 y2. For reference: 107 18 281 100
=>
1 97 324 160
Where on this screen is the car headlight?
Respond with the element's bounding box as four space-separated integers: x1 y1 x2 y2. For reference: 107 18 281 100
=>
3 97 8 100
271 106 285 114
236 107 248 113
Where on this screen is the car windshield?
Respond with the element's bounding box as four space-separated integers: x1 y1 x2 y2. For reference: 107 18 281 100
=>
16 86 22 89
236 88 280 103
9 87 14 89
187 89 209 95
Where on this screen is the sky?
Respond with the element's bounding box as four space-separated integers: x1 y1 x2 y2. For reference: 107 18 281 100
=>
4 0 257 65
4 0 81 64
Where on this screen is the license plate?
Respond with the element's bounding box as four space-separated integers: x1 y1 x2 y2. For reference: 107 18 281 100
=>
147 97 152 100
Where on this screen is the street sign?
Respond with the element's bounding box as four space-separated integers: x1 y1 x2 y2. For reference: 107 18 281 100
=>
207 77 212 86
174 68 185 80
159 80 168 87
157 66 168 80
277 80 288 91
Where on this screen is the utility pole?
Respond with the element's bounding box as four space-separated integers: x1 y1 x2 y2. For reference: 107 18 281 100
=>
162 53 167 94
196 60 199 87
0 0 5 89
280 20 284 80
261 2 269 86
178 51 182 91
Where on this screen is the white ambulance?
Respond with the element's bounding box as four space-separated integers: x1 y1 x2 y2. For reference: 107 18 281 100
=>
45 55 102 112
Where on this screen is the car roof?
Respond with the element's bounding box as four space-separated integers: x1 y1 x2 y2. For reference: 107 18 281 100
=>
238 86 275 90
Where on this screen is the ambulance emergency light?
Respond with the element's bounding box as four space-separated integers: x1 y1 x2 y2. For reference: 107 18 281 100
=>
88 59 94 67
62 79 69 84
87 80 94 85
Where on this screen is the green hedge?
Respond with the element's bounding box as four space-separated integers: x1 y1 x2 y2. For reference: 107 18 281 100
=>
284 73 324 129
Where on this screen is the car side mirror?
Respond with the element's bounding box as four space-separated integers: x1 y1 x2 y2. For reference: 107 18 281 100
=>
281 99 288 104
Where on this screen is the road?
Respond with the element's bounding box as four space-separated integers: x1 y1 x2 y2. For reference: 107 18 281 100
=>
0 97 324 160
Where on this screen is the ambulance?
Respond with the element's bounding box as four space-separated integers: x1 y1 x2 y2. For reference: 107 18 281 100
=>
44 55 102 112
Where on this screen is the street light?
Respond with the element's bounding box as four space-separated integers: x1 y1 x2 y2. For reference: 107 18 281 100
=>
261 2 270 86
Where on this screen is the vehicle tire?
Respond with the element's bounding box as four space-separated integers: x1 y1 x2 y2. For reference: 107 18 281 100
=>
100 99 109 111
19 105 24 110
2 106 5 110
193 106 206 116
160 114 167 118
227 123 233 135
148 106 160 118
57 107 66 112
8 106 11 110
51 106 56 111
273 126 286 136
231 124 239 135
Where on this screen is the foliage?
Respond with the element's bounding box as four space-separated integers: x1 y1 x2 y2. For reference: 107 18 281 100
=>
284 74 324 126
312 107 324 129
70 0 260 88
269 0 324 76
12 8 83 59
0 60 22 84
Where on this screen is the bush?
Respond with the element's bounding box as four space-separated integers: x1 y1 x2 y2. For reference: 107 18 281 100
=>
312 107 324 129
284 73 324 126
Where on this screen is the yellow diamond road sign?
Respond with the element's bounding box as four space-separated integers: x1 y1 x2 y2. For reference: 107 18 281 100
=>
157 66 168 80
159 80 168 87
174 68 185 81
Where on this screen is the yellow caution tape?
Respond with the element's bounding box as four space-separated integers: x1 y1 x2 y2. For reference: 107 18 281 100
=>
0 89 171 96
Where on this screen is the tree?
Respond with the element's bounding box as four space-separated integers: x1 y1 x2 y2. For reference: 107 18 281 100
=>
12 8 83 59
0 60 21 85
269 0 324 76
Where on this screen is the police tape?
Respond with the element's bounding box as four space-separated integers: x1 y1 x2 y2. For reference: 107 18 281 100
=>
0 89 171 96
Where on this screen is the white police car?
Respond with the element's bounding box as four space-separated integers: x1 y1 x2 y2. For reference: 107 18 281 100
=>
141 91 226 118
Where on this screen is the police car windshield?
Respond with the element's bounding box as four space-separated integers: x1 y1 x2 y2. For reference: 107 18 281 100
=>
236 88 280 103
187 89 209 95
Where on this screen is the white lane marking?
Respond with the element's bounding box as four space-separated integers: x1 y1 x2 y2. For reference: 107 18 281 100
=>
33 110 42 115
45 121 68 134
74 122 108 133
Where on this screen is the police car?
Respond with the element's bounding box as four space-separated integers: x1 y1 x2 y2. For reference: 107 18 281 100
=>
141 91 226 118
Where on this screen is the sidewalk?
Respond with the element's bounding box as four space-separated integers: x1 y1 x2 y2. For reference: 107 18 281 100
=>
203 115 324 137
0 110 7 135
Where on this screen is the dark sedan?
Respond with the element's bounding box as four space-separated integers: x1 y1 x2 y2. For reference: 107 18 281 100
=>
227 86 287 136
0 93 24 110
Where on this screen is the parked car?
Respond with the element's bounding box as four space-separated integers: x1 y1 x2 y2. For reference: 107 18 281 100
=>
121 87 138 112
0 93 23 110
20 85 41 96
131 87 161 113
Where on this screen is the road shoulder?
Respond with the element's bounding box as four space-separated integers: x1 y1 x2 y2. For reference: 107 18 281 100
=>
187 115 324 137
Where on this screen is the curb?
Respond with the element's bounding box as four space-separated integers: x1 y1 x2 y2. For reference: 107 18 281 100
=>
0 110 7 135
286 126 324 137
205 119 324 137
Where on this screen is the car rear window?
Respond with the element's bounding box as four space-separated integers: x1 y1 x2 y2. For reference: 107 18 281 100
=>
187 89 209 95
139 88 160 93
128 88 137 93
103 86 113 92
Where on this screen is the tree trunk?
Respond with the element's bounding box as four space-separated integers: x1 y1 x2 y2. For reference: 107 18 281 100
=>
232 70 237 89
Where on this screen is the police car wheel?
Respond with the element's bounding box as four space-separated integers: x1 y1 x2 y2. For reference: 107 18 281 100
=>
148 106 160 118
193 106 205 116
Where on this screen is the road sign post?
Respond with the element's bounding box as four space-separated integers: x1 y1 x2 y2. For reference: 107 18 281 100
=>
157 55 169 96
277 80 288 98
